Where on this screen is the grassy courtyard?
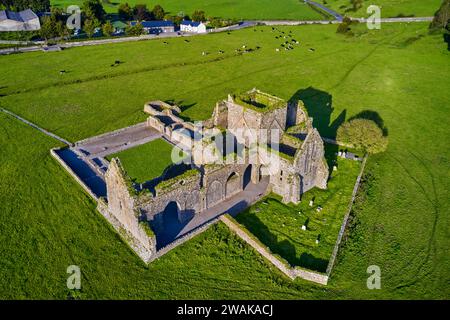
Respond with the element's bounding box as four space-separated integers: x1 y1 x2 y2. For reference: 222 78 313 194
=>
0 16 449 299
105 139 177 184
51 0 327 20
236 149 362 272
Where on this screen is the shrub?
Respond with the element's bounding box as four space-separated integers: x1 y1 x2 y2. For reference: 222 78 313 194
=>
429 0 450 32
102 21 114 37
126 22 144 36
337 119 388 154
336 16 353 35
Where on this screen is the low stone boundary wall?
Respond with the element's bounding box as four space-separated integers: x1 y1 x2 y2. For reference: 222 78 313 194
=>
1 108 71 145
253 20 337 26
325 154 368 275
74 121 148 146
208 24 240 33
220 214 329 285
50 148 99 200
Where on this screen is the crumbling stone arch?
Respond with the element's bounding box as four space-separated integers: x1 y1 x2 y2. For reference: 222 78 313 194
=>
243 164 253 189
207 180 223 208
225 172 241 198
163 201 182 224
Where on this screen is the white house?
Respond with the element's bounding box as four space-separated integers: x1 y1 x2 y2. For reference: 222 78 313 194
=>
0 9 41 32
180 20 206 33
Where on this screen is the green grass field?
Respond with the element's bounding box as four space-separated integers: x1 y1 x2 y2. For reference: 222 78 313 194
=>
105 139 177 184
325 0 442 18
51 0 326 20
0 21 449 299
236 154 362 272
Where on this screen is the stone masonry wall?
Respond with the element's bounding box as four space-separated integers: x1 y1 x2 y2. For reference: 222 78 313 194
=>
104 158 157 260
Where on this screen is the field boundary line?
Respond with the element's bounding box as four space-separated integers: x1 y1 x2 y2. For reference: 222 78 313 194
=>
0 108 71 145
220 214 329 285
325 154 368 276
50 148 99 200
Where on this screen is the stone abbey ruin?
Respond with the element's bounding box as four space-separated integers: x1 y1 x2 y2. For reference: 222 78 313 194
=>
98 89 329 263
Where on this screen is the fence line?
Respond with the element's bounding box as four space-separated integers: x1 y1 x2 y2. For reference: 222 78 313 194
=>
220 215 329 285
326 154 368 275
1 108 71 145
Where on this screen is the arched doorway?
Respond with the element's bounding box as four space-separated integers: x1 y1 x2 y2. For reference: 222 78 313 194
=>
259 165 269 182
225 172 240 198
162 201 181 226
243 164 252 189
207 180 223 208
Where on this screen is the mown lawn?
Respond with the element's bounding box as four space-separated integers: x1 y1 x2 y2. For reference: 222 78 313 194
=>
51 0 326 20
0 21 449 299
325 0 442 18
236 150 362 272
105 139 177 184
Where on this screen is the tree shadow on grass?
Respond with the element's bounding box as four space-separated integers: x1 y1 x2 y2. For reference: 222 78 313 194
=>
289 87 347 173
237 209 328 273
299 252 328 273
289 87 346 139
444 33 450 51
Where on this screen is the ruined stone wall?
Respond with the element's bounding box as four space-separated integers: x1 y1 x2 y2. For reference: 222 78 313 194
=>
104 158 157 261
294 128 329 193
267 156 302 203
259 107 287 136
225 100 290 147
147 116 165 133
212 101 228 129
226 102 260 146
139 170 202 232
203 163 247 209
286 100 309 128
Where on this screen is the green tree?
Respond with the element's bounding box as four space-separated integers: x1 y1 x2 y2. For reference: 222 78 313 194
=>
126 22 144 36
152 4 165 20
84 18 100 38
337 119 388 154
429 0 450 32
133 4 151 21
83 0 106 22
191 10 206 22
336 16 353 34
164 14 182 26
1 0 50 12
40 15 57 43
350 0 363 11
55 20 69 41
118 2 133 20
102 20 114 36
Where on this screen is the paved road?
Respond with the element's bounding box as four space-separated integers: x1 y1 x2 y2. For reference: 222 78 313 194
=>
354 16 433 23
304 0 343 21
0 13 434 55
